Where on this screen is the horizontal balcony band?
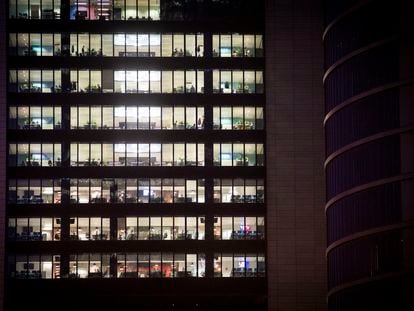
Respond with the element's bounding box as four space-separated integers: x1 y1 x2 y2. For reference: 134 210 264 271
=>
327 270 414 298
7 130 265 142
7 93 266 106
324 79 414 125
5 279 267 300
326 221 414 255
325 173 414 212
323 36 398 83
7 166 266 178
6 240 266 254
323 0 373 40
7 20 265 33
6 205 266 217
324 125 414 168
8 56 265 70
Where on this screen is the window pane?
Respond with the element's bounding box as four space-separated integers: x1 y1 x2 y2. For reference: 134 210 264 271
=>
90 34 101 56
212 35 219 57
186 254 197 277
197 71 204 93
126 71 137 93
138 0 148 19
150 71 160 93
29 0 41 19
137 107 148 130
150 253 161 277
114 34 125 57
173 34 184 57
150 107 161 129
232 71 243 94
103 107 114 128
41 34 53 56
232 34 243 57
138 34 149 56
149 0 159 20
256 107 264 130
42 70 53 93
173 71 184 93
149 34 160 56
162 217 173 240
126 34 137 56
256 35 264 57
244 71 255 94
162 107 173 129
138 71 149 93
17 33 29 56
161 71 172 93
185 34 195 57
126 0 137 19
256 71 264 93
102 34 114 56
114 0 125 20
220 35 231 57
78 33 89 56
196 34 204 56
185 71 196 93
222 255 232 277
161 34 172 57
221 71 231 94
244 35 255 57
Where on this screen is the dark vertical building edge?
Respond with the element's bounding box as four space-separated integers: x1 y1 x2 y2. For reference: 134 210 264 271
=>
0 0 6 308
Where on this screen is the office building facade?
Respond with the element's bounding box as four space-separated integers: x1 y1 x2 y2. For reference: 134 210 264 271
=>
3 0 267 309
324 1 414 309
1 0 331 310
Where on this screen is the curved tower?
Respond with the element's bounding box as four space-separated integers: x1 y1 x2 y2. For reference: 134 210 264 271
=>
324 1 414 309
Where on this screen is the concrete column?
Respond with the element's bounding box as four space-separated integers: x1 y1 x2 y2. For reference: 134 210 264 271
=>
265 0 327 309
